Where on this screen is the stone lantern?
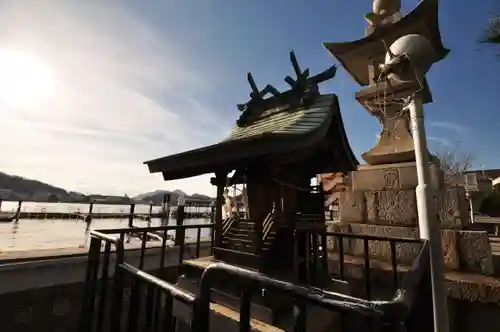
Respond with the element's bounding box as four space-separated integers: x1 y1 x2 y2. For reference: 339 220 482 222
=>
324 0 449 165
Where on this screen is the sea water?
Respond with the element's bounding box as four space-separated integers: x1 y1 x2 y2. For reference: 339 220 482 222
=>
0 202 211 252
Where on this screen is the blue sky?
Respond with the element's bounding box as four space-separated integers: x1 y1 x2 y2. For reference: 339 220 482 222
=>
0 0 498 196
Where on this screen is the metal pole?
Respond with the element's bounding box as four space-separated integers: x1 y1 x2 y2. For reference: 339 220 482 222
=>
469 198 475 224
465 190 475 224
407 97 450 332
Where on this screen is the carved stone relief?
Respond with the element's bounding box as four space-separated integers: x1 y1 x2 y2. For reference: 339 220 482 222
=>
457 231 494 276
53 300 71 316
438 187 470 229
441 230 459 270
376 190 417 225
15 306 33 324
123 287 131 301
365 191 377 222
384 169 399 189
339 191 365 223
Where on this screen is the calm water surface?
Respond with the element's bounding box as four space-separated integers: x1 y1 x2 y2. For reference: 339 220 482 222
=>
0 202 211 252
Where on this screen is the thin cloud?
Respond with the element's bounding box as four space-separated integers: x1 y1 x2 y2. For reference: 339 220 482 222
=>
428 121 469 133
0 1 226 196
428 136 452 147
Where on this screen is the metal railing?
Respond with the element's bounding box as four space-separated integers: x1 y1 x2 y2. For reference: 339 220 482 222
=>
79 221 432 332
297 229 424 298
78 222 213 332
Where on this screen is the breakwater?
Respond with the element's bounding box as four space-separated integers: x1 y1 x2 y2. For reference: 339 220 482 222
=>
0 211 162 221
0 201 214 223
0 200 213 253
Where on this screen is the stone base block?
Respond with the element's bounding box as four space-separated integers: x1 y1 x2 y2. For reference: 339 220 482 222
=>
439 187 471 229
326 223 495 275
326 223 421 265
339 188 418 226
339 186 470 229
457 231 494 276
351 162 443 192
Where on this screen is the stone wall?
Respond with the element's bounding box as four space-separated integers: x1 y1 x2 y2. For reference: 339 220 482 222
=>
322 160 500 330
0 243 211 332
329 162 495 277
321 161 500 309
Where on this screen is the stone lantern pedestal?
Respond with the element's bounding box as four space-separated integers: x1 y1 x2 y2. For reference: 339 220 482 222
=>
321 0 499 311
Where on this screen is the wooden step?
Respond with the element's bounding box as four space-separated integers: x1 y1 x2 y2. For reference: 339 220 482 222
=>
225 240 254 248
222 242 254 253
176 275 274 324
224 236 253 243
232 221 255 230
172 284 282 332
214 247 261 269
173 300 283 332
225 231 253 240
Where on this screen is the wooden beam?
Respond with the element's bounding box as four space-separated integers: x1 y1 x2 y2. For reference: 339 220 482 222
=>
214 171 228 250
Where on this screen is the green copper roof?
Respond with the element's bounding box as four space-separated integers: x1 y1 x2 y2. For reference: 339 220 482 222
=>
144 92 359 180
227 94 334 141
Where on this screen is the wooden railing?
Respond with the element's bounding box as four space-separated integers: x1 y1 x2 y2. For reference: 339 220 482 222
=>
222 216 236 235
262 212 275 241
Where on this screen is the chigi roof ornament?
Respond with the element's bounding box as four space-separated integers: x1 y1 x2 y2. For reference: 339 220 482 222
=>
236 51 337 127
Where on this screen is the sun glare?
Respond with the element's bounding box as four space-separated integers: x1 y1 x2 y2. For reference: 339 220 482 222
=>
0 50 56 108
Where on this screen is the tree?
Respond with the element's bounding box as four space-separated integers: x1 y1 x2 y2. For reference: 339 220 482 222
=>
480 12 500 54
479 191 500 217
432 144 474 184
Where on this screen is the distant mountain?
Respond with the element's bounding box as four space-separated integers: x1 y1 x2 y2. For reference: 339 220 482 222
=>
0 171 74 201
133 190 214 205
0 171 213 205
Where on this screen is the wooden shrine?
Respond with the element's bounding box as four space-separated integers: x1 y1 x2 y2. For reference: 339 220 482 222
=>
144 51 358 283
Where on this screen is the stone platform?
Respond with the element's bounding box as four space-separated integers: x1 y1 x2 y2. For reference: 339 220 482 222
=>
0 241 212 332
323 161 499 304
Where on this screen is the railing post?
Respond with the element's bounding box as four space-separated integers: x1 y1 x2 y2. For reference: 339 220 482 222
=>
293 298 307 332
78 237 102 332
406 242 433 332
240 289 252 332
196 271 212 332
96 242 112 332
110 240 125 332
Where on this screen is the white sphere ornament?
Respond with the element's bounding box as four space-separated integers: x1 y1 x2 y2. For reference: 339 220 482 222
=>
373 0 401 16
384 34 436 81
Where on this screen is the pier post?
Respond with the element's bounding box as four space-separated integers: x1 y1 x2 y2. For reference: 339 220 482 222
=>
87 201 94 223
15 200 22 222
165 194 171 218
128 203 135 228
175 194 186 246
148 202 153 220
161 194 171 225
